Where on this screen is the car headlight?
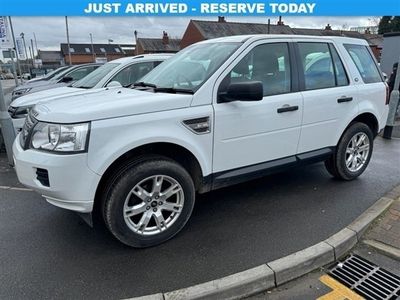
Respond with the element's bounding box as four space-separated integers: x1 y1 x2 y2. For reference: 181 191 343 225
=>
13 88 31 95
11 105 34 118
30 122 90 153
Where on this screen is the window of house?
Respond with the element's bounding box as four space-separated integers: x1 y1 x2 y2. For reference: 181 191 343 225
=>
69 47 75 53
115 48 121 53
85 48 91 53
220 43 291 97
344 44 382 84
100 48 106 53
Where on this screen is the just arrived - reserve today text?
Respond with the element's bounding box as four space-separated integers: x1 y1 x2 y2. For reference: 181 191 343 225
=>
83 2 317 14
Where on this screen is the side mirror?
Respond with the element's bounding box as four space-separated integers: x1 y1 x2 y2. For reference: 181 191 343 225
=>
60 76 73 83
218 81 263 103
106 81 122 88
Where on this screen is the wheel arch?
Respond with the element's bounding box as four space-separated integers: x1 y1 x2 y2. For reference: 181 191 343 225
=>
93 142 207 219
347 112 379 137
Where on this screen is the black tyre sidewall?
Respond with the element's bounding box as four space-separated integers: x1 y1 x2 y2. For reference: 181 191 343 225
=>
335 122 374 180
105 159 195 248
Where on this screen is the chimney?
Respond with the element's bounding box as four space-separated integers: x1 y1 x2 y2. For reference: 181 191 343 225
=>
162 31 169 45
218 16 226 23
277 16 284 25
325 24 332 30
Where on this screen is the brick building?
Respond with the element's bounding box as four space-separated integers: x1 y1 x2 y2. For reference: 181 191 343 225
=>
135 31 181 55
180 17 383 61
60 43 126 64
180 17 292 49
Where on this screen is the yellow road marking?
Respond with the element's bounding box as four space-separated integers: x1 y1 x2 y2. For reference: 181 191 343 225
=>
318 275 364 300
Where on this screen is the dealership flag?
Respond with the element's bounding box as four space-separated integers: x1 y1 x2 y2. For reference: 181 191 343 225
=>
15 37 26 60
0 16 13 49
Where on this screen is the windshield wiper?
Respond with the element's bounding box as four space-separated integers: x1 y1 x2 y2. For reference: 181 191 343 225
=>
153 87 194 94
132 81 157 88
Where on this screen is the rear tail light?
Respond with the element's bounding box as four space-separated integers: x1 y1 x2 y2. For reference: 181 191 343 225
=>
385 82 390 105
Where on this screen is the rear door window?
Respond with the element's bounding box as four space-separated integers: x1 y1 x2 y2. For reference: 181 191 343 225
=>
298 43 336 90
298 42 349 90
344 44 382 84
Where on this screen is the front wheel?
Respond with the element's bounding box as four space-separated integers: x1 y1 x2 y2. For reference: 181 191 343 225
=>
325 122 373 180
103 157 195 248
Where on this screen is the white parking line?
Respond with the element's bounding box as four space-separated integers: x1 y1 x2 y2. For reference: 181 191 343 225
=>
0 185 33 192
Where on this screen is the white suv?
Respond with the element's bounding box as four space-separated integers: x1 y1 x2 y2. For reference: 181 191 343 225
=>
13 35 389 248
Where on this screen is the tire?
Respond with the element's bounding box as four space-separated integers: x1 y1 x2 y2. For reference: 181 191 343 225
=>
325 122 373 181
103 156 195 248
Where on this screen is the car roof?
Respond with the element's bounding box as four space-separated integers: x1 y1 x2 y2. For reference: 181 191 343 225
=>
200 34 369 46
110 54 174 64
69 63 103 69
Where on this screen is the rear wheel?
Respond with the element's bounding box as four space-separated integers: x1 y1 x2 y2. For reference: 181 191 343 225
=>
103 157 195 248
325 122 373 180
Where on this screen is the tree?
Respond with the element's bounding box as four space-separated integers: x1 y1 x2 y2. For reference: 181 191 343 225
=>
378 16 400 34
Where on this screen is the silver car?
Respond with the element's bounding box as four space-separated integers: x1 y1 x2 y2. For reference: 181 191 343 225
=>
11 63 101 100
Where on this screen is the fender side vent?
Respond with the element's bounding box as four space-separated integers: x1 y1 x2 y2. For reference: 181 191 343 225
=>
329 254 400 299
182 117 211 134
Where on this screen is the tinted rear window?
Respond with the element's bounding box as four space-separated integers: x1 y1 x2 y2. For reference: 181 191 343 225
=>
344 44 382 84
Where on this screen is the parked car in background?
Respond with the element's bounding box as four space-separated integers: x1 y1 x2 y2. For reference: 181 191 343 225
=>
13 35 389 248
21 73 32 80
11 63 101 100
3 73 14 79
26 66 71 84
8 54 172 130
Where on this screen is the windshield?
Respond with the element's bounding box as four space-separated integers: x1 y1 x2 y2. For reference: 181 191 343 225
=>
139 42 241 92
51 66 74 81
72 63 120 88
43 66 70 80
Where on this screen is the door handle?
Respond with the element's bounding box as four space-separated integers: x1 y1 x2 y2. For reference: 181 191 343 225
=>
337 96 353 103
277 105 299 113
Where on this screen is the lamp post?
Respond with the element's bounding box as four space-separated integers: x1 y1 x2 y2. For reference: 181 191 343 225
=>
8 17 22 84
65 16 72 65
89 33 96 62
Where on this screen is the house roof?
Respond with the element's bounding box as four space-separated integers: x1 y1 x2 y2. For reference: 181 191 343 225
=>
60 43 124 55
189 20 375 44
191 20 293 39
137 38 181 52
363 34 383 47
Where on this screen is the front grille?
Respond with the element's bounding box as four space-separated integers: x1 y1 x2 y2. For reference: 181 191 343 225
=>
20 111 38 149
36 168 50 187
329 254 400 300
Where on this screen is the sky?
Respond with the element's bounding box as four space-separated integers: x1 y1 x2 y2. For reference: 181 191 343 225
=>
1 16 379 60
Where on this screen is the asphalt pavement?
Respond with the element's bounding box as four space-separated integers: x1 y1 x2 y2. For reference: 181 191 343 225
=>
0 136 399 299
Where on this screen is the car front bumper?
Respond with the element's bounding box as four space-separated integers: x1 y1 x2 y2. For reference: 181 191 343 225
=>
13 137 101 213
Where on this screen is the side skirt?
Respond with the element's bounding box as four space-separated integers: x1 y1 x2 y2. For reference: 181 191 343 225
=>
201 147 335 192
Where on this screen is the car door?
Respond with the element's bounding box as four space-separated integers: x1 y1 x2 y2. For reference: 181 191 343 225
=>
212 41 303 174
295 40 358 153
